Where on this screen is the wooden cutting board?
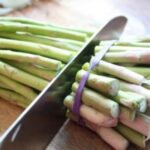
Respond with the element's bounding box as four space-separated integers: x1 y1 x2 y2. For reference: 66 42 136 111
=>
0 99 23 135
0 0 150 149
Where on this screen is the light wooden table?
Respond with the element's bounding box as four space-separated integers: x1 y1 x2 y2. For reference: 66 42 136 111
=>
0 0 150 149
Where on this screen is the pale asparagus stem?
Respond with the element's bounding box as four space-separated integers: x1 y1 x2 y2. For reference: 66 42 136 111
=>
116 123 146 148
0 17 94 36
66 111 129 150
115 41 150 47
119 106 136 121
120 113 150 137
0 74 37 100
120 81 150 106
0 61 48 91
126 66 150 78
0 32 80 52
0 38 75 63
95 45 150 53
0 50 62 70
64 94 118 127
0 88 31 108
113 90 147 112
49 37 84 47
76 70 120 96
136 36 150 42
6 61 57 80
0 22 88 41
72 82 119 118
0 82 12 90
101 40 150 47
82 61 145 85
104 51 150 64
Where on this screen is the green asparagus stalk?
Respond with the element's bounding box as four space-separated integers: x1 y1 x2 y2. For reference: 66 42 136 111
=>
119 106 136 121
6 61 57 80
66 110 129 150
125 66 150 78
0 74 37 100
120 113 150 137
114 41 150 47
82 61 145 85
95 45 150 53
113 90 147 112
0 50 63 70
0 82 12 90
0 21 87 41
49 37 84 47
0 32 80 52
0 17 94 36
104 51 150 64
0 61 48 91
0 88 31 108
76 70 120 96
120 81 150 106
64 94 118 127
116 123 146 148
72 82 119 118
136 36 150 42
0 38 75 63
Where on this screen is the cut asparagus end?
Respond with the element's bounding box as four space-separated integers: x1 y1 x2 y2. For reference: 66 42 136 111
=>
72 82 120 118
64 94 118 127
76 69 120 96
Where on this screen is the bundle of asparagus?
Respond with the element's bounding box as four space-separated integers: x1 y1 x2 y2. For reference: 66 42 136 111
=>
64 38 150 149
0 17 93 108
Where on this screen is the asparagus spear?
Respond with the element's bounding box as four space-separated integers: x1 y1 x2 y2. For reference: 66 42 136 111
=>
64 94 118 127
0 21 87 41
0 74 37 100
104 51 150 64
6 61 57 80
0 82 12 90
0 32 80 52
0 17 94 36
120 81 150 106
82 61 145 85
72 82 119 118
0 88 31 108
114 41 150 47
67 110 129 150
49 37 84 47
95 45 150 53
0 61 48 91
0 38 75 63
113 90 147 112
125 66 150 78
120 113 150 137
0 50 63 70
76 70 119 96
116 123 146 148
136 36 150 42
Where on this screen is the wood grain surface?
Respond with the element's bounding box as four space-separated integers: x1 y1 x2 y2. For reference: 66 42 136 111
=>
0 0 150 149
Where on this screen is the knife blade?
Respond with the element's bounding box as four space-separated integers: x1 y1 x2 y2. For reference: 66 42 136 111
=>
0 16 127 150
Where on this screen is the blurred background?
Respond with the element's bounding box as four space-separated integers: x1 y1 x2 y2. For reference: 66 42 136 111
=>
0 0 150 37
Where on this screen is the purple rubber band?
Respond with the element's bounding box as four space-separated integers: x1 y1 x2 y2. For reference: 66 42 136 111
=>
72 40 116 124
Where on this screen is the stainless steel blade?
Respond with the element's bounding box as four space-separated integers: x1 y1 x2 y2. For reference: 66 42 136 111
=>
0 16 127 150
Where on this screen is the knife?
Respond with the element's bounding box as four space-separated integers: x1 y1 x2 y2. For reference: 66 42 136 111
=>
0 16 127 150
